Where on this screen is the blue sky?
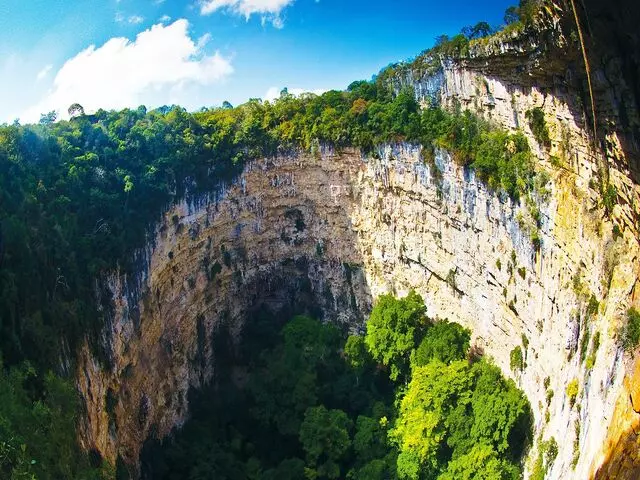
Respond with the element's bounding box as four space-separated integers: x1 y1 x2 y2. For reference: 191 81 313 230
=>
0 0 514 123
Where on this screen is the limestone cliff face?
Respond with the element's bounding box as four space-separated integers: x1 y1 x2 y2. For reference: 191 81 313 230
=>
78 146 639 479
77 5 640 478
77 152 373 470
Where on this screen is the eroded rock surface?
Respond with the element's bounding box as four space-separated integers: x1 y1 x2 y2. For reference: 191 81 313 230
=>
77 6 640 477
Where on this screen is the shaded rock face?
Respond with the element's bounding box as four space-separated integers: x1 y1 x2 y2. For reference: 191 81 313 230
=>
77 152 373 472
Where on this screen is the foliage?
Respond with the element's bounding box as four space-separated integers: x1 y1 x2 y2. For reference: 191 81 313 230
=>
0 360 107 479
586 331 601 370
530 436 558 480
365 291 428 380
391 359 531 479
438 443 520 480
1 36 543 474
143 302 531 480
300 406 352 479
526 107 551 147
621 308 640 352
510 346 524 372
412 320 471 366
586 295 599 318
142 312 396 479
503 0 542 28
566 379 579 407
601 183 618 216
461 22 493 40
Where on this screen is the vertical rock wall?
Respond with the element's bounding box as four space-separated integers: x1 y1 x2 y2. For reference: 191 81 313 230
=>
78 144 639 479
77 6 640 477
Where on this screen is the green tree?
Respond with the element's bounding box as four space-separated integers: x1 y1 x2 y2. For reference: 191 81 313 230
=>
412 320 471 366
365 291 428 380
437 443 519 480
300 406 353 479
391 361 474 474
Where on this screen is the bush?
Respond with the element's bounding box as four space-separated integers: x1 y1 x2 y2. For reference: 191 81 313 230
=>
601 183 618 216
510 346 524 372
621 308 640 352
525 108 550 147
586 295 599 318
566 379 579 407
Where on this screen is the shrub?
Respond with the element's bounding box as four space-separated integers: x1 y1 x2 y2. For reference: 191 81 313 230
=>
546 389 554 406
510 346 524 372
586 295 599 318
566 379 579 407
601 183 618 216
621 308 640 352
525 108 550 147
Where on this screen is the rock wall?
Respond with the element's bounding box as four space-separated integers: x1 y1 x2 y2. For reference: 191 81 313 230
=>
78 144 639 479
77 5 640 477
77 152 373 472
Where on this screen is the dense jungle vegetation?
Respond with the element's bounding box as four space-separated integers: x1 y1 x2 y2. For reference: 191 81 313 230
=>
0 1 546 478
141 292 532 480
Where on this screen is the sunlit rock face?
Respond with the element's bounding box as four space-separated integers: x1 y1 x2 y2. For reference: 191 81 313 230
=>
77 5 640 477
77 144 639 479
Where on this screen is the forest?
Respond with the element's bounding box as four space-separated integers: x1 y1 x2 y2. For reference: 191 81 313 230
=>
0 1 549 478
140 292 532 480
0 55 541 480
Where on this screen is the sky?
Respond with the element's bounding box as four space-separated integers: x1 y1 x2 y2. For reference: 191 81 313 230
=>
0 0 514 124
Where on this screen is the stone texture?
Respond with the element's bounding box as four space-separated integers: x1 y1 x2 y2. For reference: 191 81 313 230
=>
76 7 640 478
78 144 639 479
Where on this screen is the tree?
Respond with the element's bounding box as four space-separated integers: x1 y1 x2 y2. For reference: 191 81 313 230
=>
462 22 493 39
438 443 520 480
365 291 427 380
391 361 474 475
68 103 85 118
470 362 532 455
412 320 471 366
39 111 57 125
344 335 370 372
504 6 519 25
353 415 388 463
300 406 352 479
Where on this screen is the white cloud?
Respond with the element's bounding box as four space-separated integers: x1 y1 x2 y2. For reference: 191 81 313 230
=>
115 12 145 24
264 86 326 102
22 20 233 123
128 15 144 24
36 64 53 81
160 14 172 22
199 0 295 27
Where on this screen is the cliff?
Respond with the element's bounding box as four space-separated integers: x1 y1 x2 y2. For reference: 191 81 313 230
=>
76 2 640 478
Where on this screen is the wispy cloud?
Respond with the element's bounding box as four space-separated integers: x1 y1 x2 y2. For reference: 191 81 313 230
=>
128 15 144 25
22 20 233 122
199 0 295 28
115 12 145 24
